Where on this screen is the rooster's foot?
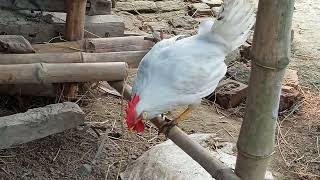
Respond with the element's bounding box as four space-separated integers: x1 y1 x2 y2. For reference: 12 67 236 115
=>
158 117 177 135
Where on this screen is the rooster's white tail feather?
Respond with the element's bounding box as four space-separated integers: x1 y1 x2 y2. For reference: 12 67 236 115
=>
211 0 255 52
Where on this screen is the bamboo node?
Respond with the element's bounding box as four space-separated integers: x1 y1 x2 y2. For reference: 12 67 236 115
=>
252 57 290 71
237 144 275 160
36 63 47 84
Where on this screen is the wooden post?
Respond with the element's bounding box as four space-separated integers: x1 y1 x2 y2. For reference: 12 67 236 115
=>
65 0 87 41
65 0 88 98
235 0 295 179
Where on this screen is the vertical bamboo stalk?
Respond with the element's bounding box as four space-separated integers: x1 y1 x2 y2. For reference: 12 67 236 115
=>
235 0 295 179
65 0 88 98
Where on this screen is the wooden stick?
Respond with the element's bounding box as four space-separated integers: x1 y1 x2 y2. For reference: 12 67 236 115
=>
85 36 154 52
31 36 154 53
82 51 146 68
108 81 240 180
65 0 87 41
0 62 127 84
0 51 147 68
235 0 294 179
64 0 88 99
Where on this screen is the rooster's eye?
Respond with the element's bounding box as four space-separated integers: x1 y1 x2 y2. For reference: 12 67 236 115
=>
142 112 148 120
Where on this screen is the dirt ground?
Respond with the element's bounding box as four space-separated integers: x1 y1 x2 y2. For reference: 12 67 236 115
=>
0 0 319 180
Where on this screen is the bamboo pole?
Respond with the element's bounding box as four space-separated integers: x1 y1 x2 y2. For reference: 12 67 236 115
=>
235 0 295 179
0 51 147 68
108 81 240 180
0 62 127 84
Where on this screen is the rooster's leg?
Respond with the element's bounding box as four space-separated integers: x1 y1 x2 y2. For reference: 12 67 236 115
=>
159 105 194 134
173 105 194 125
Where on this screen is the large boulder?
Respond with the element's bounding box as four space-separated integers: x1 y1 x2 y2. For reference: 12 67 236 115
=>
121 133 274 180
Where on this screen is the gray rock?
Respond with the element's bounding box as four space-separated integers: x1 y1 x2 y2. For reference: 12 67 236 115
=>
145 21 171 31
211 6 222 17
121 133 274 180
189 3 212 17
172 28 197 36
201 0 222 8
169 16 198 30
116 1 157 13
156 1 185 12
189 3 210 10
227 61 251 84
79 164 93 177
225 49 241 66
0 102 85 149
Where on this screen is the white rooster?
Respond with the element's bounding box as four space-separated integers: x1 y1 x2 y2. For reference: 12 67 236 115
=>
125 0 255 132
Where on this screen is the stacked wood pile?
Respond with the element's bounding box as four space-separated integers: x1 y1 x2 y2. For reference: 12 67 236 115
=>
0 0 154 98
0 35 154 97
0 0 155 150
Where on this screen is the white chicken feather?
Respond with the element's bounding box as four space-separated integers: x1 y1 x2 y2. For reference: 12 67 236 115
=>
129 0 255 126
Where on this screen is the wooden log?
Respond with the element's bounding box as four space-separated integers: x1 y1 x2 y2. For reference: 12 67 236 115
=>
82 51 147 68
32 41 83 53
0 53 82 64
0 51 147 68
65 0 87 41
85 36 154 52
0 0 112 15
0 62 128 84
31 36 154 53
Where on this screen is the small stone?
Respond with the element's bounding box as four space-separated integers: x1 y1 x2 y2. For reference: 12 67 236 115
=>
189 3 210 10
169 16 198 30
194 17 215 23
116 1 157 13
201 0 222 8
145 21 170 31
278 68 301 111
225 49 241 66
188 3 212 17
172 28 196 36
227 61 251 84
156 1 185 12
207 80 248 109
79 164 93 177
211 6 222 17
279 85 301 112
131 155 138 160
283 69 299 88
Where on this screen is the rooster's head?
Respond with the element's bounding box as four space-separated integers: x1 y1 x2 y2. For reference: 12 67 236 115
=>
125 94 145 132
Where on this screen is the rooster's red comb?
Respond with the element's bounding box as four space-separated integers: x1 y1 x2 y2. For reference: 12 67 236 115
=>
125 94 144 132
